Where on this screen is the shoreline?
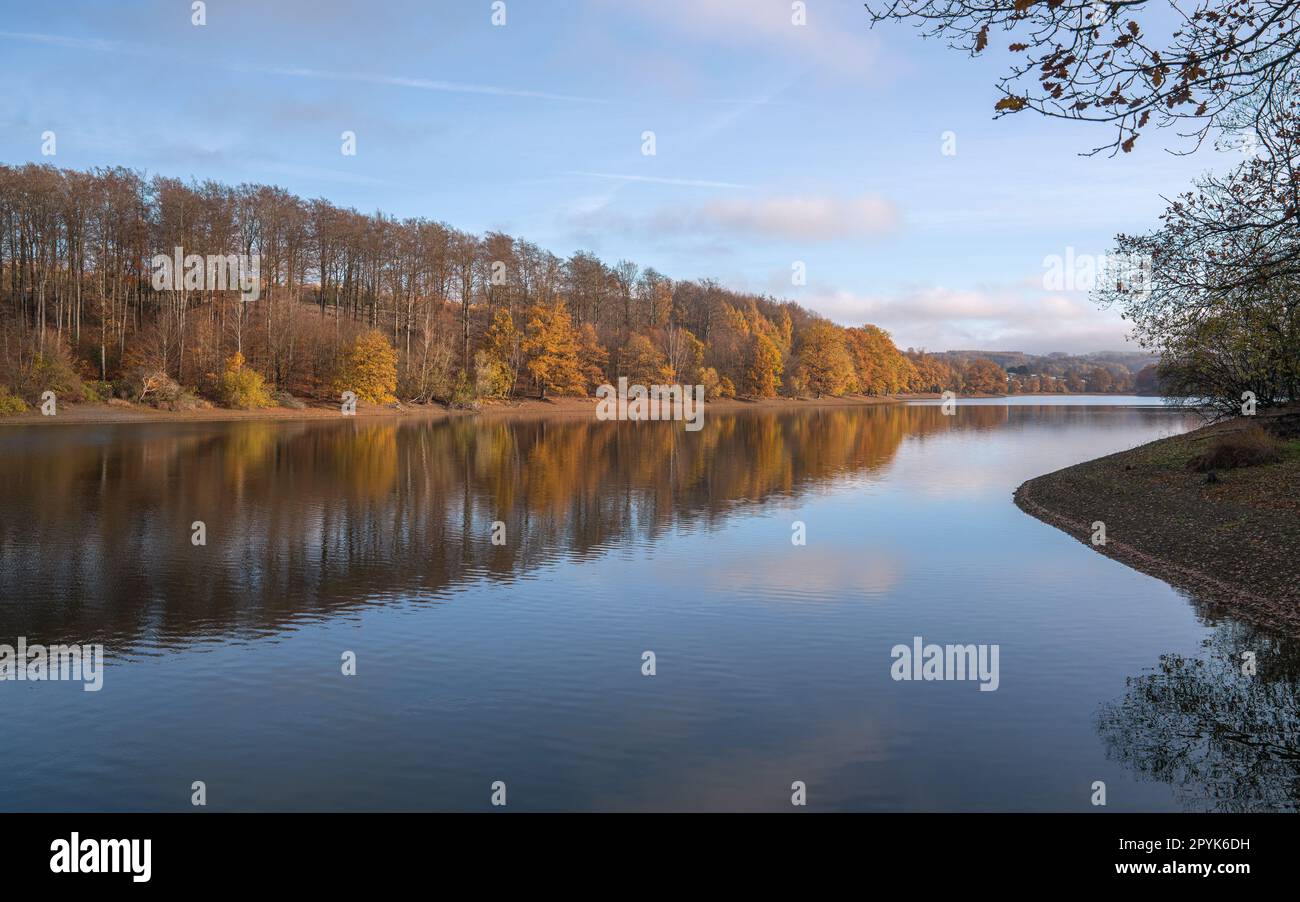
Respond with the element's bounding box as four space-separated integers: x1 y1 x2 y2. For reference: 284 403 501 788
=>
1014 409 1300 635
0 392 908 427
0 390 1158 428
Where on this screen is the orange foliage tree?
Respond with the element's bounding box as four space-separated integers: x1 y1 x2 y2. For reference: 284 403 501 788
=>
792 320 858 398
523 301 586 398
743 332 784 398
621 333 673 385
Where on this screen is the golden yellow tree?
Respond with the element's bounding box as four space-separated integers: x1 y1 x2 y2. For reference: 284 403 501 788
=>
335 330 398 404
621 332 673 385
576 323 609 391
220 351 275 409
845 325 915 395
483 309 522 397
743 332 784 398
793 321 857 398
522 301 587 398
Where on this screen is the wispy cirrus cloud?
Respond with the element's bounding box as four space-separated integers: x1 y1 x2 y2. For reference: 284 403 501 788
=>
0 31 606 104
244 66 608 104
567 171 750 189
0 29 118 52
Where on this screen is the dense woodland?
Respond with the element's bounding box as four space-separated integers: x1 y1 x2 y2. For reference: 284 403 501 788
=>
0 163 1144 415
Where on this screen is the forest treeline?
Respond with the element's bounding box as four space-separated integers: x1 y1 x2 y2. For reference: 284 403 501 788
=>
0 163 1122 415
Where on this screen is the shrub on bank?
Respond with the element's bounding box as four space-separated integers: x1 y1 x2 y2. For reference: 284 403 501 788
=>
448 372 479 410
81 380 113 402
123 368 180 406
119 367 206 410
1188 425 1284 472
334 330 398 404
219 352 275 410
0 386 28 416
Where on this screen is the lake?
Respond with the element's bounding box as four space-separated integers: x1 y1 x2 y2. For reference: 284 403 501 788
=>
1 398 1295 811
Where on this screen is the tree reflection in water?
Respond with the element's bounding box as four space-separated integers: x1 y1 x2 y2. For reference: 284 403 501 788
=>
2 404 1005 652
1096 616 1300 811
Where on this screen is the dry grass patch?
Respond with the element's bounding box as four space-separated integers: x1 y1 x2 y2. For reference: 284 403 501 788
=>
1187 424 1284 472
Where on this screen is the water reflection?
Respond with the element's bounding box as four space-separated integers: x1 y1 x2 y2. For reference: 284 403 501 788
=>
1096 614 1300 811
1 401 1294 811
1 404 1018 651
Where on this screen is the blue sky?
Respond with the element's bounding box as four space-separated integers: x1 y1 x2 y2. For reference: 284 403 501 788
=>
0 0 1233 352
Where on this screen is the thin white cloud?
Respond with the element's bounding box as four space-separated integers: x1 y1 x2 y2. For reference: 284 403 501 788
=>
569 171 750 189
0 31 604 104
698 194 900 240
248 66 608 104
571 192 901 243
0 30 119 52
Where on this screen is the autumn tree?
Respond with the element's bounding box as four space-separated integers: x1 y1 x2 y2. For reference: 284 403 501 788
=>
905 350 958 393
846 325 915 395
335 330 398 404
1085 366 1116 393
220 351 275 409
621 332 673 385
743 332 784 399
792 320 857 398
961 357 1007 395
698 366 735 399
662 323 705 384
576 322 610 391
522 300 586 398
482 309 522 398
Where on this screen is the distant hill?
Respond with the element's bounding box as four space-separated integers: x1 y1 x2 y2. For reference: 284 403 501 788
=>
934 350 1158 376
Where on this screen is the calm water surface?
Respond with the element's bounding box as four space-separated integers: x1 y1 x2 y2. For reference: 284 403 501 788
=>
2 398 1296 811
